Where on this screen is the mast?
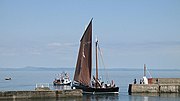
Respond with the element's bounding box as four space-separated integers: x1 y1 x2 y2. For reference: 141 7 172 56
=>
144 64 146 77
95 39 98 88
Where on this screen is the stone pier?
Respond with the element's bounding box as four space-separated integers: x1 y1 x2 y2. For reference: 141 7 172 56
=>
128 78 180 94
0 89 82 99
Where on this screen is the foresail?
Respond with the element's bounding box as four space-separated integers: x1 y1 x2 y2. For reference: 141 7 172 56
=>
74 19 92 86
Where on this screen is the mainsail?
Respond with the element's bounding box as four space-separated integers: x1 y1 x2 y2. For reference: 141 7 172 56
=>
73 19 92 86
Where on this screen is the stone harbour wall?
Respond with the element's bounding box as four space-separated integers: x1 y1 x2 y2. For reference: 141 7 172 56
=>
148 78 180 84
0 89 82 99
128 84 180 94
128 84 159 93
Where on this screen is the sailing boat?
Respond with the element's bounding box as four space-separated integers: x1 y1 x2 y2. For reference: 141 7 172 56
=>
72 19 119 94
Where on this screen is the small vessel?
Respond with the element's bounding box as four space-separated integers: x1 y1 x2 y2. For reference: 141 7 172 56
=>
5 77 11 80
72 19 119 94
53 72 71 86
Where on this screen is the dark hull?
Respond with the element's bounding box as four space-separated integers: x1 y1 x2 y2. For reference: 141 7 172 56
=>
53 82 71 86
5 78 11 80
73 84 119 94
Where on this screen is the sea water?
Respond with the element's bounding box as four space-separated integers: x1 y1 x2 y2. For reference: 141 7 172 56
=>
0 68 180 101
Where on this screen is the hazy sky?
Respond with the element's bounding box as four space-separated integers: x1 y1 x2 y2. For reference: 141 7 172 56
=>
0 0 180 69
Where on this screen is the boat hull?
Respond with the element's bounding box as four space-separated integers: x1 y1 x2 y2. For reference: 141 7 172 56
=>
5 77 11 80
72 84 119 94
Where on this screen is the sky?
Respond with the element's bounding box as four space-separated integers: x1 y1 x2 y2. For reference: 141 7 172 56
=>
0 0 180 69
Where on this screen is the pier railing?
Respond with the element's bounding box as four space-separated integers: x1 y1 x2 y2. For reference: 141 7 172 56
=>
35 83 50 91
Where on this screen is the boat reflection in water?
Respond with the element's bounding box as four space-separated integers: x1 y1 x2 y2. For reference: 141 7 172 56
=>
83 94 119 101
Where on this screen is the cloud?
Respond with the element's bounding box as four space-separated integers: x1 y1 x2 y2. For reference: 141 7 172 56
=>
138 41 180 48
100 40 180 58
0 47 18 56
45 42 79 55
0 46 42 56
0 42 79 57
27 48 41 55
47 42 78 47
104 41 180 50
47 42 62 47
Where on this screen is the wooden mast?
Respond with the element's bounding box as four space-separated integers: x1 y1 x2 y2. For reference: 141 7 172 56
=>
144 64 146 76
95 39 98 88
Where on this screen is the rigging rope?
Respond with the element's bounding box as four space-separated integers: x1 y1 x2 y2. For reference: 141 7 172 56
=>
147 68 152 78
97 43 110 83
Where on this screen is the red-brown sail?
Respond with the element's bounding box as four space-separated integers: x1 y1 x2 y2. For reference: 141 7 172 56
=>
73 19 92 86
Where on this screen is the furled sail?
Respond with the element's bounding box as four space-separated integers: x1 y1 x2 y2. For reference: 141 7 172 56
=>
73 19 92 86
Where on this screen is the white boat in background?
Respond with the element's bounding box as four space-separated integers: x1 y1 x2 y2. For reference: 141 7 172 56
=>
53 72 71 86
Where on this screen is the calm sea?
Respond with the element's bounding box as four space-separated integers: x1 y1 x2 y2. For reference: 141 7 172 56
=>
0 67 180 101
